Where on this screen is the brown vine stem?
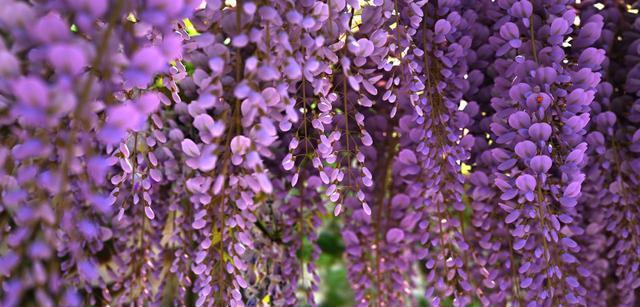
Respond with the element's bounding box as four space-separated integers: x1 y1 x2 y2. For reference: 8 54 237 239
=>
508 237 524 305
212 1 244 305
299 76 310 302
131 132 144 302
422 4 453 294
373 118 399 305
343 67 350 155
213 138 231 306
342 7 356 158
534 186 556 304
529 15 539 64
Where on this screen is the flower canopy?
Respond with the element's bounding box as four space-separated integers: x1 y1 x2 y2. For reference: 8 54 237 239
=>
0 0 639 306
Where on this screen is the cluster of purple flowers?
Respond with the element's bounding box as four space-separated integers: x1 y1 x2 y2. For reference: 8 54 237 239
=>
0 0 639 306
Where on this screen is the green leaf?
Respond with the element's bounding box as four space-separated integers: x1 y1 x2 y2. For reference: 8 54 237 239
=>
296 237 313 262
317 230 345 256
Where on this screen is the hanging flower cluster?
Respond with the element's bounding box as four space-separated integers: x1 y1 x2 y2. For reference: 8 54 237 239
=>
0 0 639 306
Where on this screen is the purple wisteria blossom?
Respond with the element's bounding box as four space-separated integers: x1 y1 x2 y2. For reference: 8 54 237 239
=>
0 0 639 306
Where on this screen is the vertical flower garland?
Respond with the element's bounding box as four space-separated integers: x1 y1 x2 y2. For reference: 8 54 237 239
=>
577 2 640 305
487 0 603 304
461 1 522 305
109 2 197 304
0 0 639 306
178 0 300 305
572 2 617 305
411 1 479 305
0 6 70 301
0 0 195 305
326 1 376 218
338 1 410 305
154 23 195 305
274 0 343 304
605 5 640 303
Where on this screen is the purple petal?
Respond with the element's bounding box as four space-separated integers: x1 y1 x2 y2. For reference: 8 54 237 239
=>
181 139 201 158
515 174 536 192
144 206 155 220
530 155 552 174
386 228 405 244
515 140 537 159
508 111 531 129
528 123 552 141
505 210 521 224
